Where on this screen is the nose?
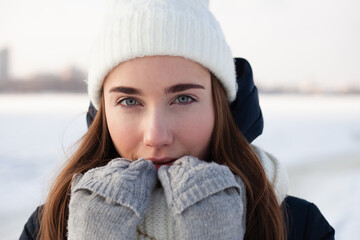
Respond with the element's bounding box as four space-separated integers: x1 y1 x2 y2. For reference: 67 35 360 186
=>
143 109 173 149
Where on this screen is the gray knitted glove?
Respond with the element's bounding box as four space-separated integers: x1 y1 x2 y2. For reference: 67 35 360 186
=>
68 158 157 240
158 155 246 240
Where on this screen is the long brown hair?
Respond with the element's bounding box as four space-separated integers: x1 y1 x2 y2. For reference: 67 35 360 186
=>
38 95 118 240
210 74 286 239
38 74 285 239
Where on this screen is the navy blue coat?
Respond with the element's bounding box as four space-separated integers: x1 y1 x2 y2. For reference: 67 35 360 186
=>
20 58 335 239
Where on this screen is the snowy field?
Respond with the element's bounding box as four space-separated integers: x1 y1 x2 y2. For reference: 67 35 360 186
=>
0 93 359 239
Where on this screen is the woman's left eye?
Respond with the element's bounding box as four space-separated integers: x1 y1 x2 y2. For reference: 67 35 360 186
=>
173 95 195 104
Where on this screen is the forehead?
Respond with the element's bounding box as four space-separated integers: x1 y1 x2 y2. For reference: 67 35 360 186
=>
103 56 211 89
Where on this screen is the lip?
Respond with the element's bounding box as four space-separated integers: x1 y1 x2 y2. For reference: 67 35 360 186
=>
147 157 176 164
146 157 177 169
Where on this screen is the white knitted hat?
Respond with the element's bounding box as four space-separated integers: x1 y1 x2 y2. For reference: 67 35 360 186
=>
87 0 237 109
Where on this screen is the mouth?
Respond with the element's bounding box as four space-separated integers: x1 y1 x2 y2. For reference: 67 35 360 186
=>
146 158 177 169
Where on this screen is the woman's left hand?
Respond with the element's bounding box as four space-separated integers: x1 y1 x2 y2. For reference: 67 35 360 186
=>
158 156 246 239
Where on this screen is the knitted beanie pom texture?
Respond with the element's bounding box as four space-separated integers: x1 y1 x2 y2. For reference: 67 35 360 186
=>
87 0 237 109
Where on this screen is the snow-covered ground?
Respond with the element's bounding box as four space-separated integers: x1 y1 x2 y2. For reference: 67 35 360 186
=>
253 94 360 239
1 93 359 239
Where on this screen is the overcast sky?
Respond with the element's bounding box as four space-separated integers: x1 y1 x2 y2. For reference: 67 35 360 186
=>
1 0 359 89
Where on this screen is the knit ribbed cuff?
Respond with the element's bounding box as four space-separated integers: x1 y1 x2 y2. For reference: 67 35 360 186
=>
158 156 241 214
72 158 157 217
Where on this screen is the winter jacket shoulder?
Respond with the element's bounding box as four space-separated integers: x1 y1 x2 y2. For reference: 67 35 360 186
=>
19 206 41 240
284 196 335 240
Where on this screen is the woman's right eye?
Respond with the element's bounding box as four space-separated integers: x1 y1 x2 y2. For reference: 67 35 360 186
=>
117 97 140 107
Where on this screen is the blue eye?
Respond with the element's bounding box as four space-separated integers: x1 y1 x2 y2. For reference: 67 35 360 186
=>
173 95 195 104
118 98 139 107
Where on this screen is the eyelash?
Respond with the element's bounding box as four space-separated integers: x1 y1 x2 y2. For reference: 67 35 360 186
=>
116 95 196 108
116 97 141 107
172 95 196 105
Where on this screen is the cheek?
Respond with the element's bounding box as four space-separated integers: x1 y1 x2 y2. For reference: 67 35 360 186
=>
106 110 140 159
186 116 213 141
178 106 215 158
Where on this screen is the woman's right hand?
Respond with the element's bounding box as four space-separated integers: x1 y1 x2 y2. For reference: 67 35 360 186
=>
67 158 157 240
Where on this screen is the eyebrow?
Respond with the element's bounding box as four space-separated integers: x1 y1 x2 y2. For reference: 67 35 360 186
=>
109 83 205 95
109 87 143 95
165 83 205 93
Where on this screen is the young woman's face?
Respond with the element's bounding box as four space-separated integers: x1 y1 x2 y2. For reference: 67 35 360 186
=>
103 56 215 169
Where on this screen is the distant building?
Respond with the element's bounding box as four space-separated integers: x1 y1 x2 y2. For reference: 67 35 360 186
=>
60 66 86 82
0 48 9 81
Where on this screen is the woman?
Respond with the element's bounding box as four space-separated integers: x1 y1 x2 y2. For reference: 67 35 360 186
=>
20 0 334 239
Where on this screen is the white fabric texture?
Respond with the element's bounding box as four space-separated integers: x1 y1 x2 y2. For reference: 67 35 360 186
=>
87 0 237 109
135 187 175 240
251 145 289 205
